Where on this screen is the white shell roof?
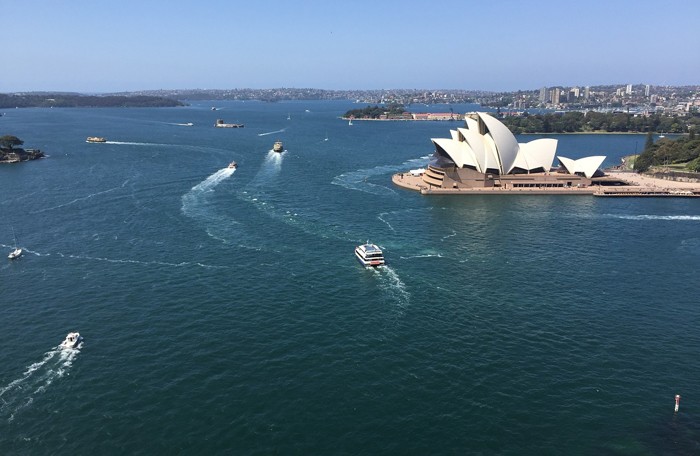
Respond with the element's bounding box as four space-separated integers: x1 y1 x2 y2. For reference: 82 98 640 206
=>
431 113 605 177
557 156 606 178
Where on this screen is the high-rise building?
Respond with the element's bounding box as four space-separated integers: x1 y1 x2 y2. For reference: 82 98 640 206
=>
626 84 633 95
584 86 590 100
539 87 547 103
550 88 561 104
645 84 651 97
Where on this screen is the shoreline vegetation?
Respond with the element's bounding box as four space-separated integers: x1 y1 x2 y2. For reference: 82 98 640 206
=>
342 105 699 135
0 93 183 108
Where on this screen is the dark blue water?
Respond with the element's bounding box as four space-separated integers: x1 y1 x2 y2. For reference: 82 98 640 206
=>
1 101 700 455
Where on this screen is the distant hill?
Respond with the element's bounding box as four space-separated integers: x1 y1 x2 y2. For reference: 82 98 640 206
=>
0 93 183 108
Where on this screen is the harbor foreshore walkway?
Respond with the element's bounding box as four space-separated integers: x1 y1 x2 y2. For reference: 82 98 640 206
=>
392 171 700 196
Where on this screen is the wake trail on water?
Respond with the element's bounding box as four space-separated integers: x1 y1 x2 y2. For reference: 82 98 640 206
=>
0 344 82 423
241 152 358 243
21 248 229 270
258 128 286 137
31 179 130 214
105 141 175 147
332 156 431 196
373 266 411 312
181 167 248 246
607 214 700 221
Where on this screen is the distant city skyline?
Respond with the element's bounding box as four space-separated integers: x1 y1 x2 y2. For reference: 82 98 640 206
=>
5 0 700 93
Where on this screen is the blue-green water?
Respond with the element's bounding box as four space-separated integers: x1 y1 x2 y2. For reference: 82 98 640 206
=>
1 101 699 455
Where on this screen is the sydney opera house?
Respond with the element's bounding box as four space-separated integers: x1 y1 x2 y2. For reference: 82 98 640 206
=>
400 112 606 192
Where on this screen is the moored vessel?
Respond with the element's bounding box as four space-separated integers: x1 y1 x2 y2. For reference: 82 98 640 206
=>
355 243 385 267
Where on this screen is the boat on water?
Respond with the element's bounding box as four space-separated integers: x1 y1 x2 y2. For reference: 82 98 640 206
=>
273 141 284 152
215 119 244 128
348 118 353 126
355 243 385 267
60 332 84 349
7 227 21 260
86 136 107 143
228 161 238 169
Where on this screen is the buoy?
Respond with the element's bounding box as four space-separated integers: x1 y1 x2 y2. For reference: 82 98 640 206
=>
675 394 681 412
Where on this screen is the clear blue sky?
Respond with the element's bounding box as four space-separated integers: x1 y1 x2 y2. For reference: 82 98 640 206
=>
4 0 699 93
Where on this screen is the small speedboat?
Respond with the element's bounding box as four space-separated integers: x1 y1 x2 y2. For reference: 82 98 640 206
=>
273 141 284 152
8 247 22 260
228 161 238 169
355 242 385 267
86 136 107 143
60 332 84 349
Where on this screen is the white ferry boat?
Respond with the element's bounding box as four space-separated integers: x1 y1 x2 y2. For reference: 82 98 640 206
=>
355 243 385 267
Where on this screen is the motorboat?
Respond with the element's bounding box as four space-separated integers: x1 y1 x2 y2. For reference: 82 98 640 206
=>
60 332 84 349
355 242 385 267
8 227 21 260
273 141 284 152
228 161 238 169
86 136 107 143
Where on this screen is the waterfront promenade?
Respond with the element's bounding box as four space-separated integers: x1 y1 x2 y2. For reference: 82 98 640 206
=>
392 170 700 196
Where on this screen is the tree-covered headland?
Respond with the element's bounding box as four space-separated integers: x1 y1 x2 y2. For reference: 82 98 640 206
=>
500 111 700 135
343 104 407 119
0 93 183 108
0 135 45 163
633 129 700 172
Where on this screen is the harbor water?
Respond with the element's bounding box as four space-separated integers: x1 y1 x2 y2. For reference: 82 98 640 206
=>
1 101 699 454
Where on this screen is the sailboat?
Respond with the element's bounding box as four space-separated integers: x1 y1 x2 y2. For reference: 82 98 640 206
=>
287 113 291 120
348 118 353 126
8 227 22 260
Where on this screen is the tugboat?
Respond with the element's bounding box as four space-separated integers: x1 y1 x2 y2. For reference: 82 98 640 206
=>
355 242 385 268
273 141 284 152
227 161 238 169
60 332 84 349
86 136 107 143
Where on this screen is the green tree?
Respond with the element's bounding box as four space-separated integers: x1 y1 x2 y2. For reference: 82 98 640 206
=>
0 135 23 150
644 131 654 151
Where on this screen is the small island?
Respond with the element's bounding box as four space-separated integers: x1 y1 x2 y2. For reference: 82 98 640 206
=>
0 135 45 163
0 92 183 108
342 104 463 121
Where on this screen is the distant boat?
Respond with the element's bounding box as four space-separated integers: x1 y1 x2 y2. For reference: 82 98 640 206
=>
348 118 353 126
215 119 244 128
273 141 284 153
227 161 238 169
211 107 217 111
287 113 291 120
86 136 107 143
8 227 22 260
324 132 329 141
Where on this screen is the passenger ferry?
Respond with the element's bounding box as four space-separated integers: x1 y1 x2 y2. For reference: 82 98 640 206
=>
355 243 385 267
273 141 284 152
86 136 107 143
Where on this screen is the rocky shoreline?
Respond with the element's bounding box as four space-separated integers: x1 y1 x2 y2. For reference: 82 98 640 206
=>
0 148 45 163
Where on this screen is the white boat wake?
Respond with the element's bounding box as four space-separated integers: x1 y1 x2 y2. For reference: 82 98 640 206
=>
607 214 700 221
332 156 431 196
373 265 411 311
258 128 286 137
0 344 82 423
